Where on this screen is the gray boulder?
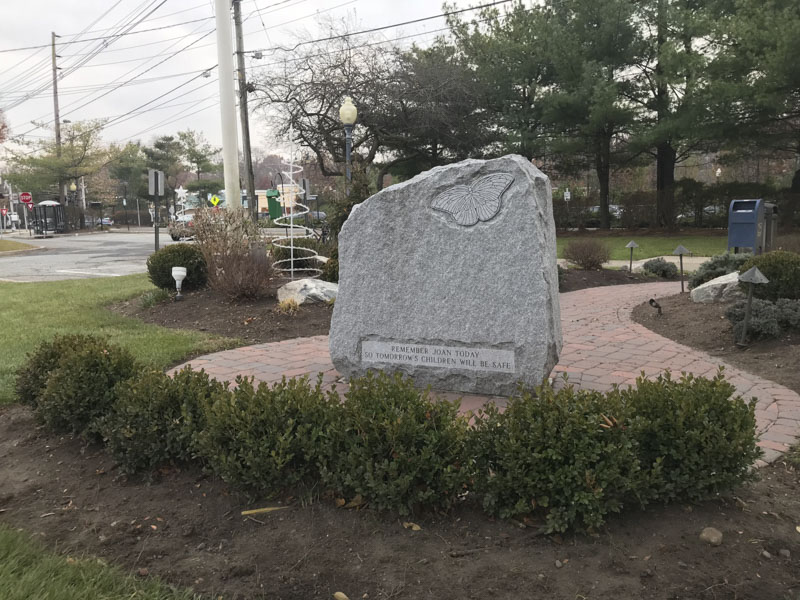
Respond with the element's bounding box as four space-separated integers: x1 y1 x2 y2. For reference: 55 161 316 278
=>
690 272 744 304
329 154 562 395
277 278 337 305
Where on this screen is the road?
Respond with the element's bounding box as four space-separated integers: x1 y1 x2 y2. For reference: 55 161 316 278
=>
0 227 314 282
0 231 175 282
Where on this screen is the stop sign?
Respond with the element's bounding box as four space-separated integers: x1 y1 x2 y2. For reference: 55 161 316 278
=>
20 192 32 204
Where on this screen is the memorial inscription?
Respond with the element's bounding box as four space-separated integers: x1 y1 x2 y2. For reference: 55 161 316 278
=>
361 341 515 374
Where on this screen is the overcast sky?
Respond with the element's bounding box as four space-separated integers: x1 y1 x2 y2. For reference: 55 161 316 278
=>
0 0 481 158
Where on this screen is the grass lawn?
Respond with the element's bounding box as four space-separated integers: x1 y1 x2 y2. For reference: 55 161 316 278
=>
556 231 728 260
0 274 238 405
0 239 34 252
0 525 198 600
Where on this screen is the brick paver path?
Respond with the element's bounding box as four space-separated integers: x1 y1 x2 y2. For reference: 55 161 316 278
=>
176 282 800 464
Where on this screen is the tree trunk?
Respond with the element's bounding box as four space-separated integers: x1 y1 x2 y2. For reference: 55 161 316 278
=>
595 136 612 230
656 142 677 229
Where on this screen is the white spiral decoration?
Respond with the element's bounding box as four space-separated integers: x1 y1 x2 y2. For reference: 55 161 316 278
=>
272 141 321 279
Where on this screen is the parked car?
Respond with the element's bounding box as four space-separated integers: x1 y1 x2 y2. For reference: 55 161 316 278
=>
169 214 194 240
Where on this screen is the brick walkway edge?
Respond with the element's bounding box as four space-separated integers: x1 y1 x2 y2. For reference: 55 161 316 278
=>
175 282 800 465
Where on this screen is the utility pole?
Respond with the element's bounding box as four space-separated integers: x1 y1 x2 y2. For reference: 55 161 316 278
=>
214 0 241 208
233 0 257 219
51 31 65 204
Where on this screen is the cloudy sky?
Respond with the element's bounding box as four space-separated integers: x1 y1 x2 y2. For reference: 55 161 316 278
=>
0 0 483 157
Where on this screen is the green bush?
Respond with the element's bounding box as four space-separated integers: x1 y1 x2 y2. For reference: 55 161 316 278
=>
725 297 800 340
621 371 760 503
99 367 224 476
563 239 611 270
320 247 339 283
140 288 171 309
688 252 752 290
34 339 138 438
739 250 800 301
642 257 678 279
15 334 100 408
321 372 469 515
196 375 334 495
146 243 207 291
470 385 641 533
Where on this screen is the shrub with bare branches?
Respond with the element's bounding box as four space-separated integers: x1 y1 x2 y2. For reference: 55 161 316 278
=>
192 208 274 299
563 239 611 270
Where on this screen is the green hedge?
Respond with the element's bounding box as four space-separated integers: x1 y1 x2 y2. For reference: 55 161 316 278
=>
739 250 800 301
146 243 207 291
642 257 678 279
17 337 762 530
99 367 224 475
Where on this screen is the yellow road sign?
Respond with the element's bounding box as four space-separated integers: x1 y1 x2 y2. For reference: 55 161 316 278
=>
210 195 220 207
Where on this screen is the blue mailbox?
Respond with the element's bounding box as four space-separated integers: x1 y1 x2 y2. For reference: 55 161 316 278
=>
727 199 777 255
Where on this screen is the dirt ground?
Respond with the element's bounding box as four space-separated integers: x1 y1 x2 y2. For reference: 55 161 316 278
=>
112 270 651 345
0 405 798 600
560 268 655 293
112 284 333 345
631 293 800 395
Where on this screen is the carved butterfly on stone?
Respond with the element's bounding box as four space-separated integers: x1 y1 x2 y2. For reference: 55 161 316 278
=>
431 172 514 227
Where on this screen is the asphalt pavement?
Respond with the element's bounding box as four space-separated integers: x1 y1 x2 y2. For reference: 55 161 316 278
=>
0 229 174 282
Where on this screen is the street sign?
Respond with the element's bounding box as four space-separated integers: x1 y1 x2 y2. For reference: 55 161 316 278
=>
27 203 33 211
20 192 32 204
122 198 127 207
148 169 165 196
210 195 221 207
564 189 571 202
1 208 6 216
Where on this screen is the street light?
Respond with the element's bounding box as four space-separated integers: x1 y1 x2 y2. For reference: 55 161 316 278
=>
339 96 357 187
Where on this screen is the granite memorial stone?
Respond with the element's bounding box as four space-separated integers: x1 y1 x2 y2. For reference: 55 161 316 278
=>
329 154 562 395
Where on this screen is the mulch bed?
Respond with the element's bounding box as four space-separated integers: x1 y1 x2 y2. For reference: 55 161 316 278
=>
1 404 799 600
113 270 653 345
559 268 655 292
112 282 333 345
631 292 800 395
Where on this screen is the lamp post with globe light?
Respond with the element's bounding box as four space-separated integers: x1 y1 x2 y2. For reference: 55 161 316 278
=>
339 97 357 193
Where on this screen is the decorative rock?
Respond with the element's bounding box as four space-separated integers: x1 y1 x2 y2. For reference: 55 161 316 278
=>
329 155 562 395
761 550 772 560
779 549 791 559
277 278 338 305
699 527 723 546
690 272 744 304
555 560 563 569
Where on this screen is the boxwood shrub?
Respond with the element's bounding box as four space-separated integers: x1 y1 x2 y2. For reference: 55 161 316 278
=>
34 339 138 439
146 243 207 291
620 371 760 503
320 372 469 515
15 334 100 408
470 385 641 533
739 250 800 301
99 367 225 476
195 375 335 496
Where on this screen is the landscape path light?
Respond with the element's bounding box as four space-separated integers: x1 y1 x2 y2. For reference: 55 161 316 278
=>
172 266 187 301
339 97 357 188
737 266 769 347
673 245 691 292
625 240 639 274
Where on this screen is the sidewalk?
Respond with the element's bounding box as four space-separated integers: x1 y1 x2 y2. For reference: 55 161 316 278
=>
558 255 709 272
175 281 800 465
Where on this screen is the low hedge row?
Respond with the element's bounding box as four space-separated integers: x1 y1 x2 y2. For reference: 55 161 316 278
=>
17 335 762 532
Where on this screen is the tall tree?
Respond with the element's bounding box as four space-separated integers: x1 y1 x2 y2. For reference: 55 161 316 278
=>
627 0 729 228
178 129 219 180
448 1 555 159
542 0 642 229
